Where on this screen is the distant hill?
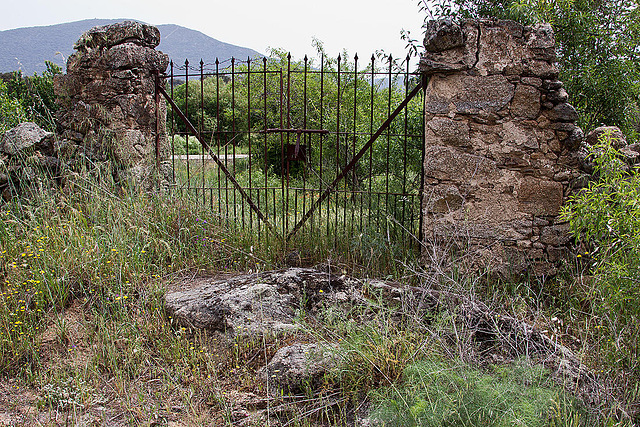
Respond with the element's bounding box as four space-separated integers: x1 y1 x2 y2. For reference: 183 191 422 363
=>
0 19 263 75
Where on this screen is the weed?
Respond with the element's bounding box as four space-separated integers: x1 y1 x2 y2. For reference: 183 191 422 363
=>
369 358 591 427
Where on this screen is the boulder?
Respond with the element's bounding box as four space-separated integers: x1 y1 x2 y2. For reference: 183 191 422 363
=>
1 122 51 156
259 343 340 393
585 126 626 149
165 268 361 337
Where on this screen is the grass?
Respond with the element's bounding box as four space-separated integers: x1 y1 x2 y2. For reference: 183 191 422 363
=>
167 153 421 278
0 172 638 425
368 358 589 427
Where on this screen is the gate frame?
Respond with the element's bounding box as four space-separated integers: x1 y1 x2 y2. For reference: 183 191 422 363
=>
154 54 426 247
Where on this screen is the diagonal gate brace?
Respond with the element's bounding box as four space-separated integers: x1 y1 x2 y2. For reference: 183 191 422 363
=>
156 83 277 235
286 79 423 241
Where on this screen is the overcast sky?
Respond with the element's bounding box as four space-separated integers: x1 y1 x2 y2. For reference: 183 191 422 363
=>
0 0 427 63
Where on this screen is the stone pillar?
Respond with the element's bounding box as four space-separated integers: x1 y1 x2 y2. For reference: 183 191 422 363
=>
55 21 170 190
420 19 584 277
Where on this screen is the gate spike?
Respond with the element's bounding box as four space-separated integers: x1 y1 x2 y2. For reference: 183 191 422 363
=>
215 57 219 65
200 59 204 67
304 54 308 62
287 52 291 60
185 58 189 67
354 53 358 61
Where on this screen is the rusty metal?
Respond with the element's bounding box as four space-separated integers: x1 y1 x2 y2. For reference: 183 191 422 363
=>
286 80 423 240
153 70 161 176
169 61 175 184
156 51 424 254
156 83 275 232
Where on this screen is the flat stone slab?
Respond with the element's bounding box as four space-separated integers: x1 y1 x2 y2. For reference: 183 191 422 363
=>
165 268 362 337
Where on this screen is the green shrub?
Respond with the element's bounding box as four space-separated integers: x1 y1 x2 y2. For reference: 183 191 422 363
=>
0 80 27 133
2 61 61 132
561 129 640 376
370 358 589 427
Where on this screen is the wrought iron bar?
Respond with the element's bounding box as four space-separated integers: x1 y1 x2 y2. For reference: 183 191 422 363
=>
286 78 423 241
353 53 358 233
303 55 309 235
247 57 253 227
170 61 176 184
263 57 269 236
185 59 190 189
231 58 239 225
335 54 341 248
200 59 205 206
156 83 276 233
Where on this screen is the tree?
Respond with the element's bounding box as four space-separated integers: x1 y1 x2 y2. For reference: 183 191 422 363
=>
417 0 640 140
166 48 424 188
0 80 27 133
1 61 62 132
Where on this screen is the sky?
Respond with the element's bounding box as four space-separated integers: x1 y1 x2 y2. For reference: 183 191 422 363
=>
0 0 428 63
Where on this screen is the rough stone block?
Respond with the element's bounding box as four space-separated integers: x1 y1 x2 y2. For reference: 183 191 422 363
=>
526 24 555 48
426 117 470 146
424 145 498 182
75 21 161 51
585 126 626 148
425 185 464 213
539 223 571 246
424 19 464 52
545 103 579 122
426 74 515 115
1 122 51 156
524 60 559 79
510 84 541 119
501 121 540 150
105 43 170 71
517 178 563 216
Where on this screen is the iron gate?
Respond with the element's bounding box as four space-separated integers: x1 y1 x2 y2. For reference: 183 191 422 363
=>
155 52 425 254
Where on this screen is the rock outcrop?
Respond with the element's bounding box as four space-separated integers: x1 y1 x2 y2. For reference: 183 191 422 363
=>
166 267 597 401
55 21 170 190
165 268 363 337
420 19 585 277
0 122 59 201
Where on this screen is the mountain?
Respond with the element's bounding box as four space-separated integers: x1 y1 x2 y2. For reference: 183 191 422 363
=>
0 19 263 75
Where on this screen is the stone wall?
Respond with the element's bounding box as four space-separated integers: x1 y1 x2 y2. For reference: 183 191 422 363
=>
420 19 584 276
54 21 170 189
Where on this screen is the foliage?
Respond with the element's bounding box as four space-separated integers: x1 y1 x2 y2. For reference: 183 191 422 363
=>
0 61 62 132
418 0 640 139
167 48 424 186
369 358 590 426
0 80 27 133
560 129 640 376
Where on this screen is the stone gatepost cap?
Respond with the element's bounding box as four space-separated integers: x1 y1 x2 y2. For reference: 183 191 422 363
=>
74 21 161 51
